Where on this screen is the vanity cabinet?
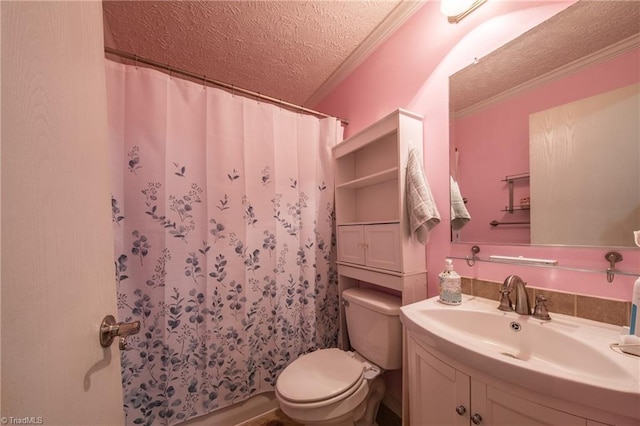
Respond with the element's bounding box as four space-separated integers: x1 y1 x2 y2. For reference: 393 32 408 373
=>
334 109 428 350
406 331 616 426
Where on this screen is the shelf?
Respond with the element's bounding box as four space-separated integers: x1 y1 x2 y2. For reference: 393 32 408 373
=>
338 220 400 226
501 172 530 213
501 206 530 212
337 262 428 289
336 167 398 190
447 254 640 278
334 109 427 309
501 173 529 182
332 108 423 159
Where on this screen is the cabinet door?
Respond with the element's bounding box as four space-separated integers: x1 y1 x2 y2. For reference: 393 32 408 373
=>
364 223 401 271
337 225 365 265
407 334 469 426
472 380 587 426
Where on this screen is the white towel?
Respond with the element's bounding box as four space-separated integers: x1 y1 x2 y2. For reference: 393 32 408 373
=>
450 176 471 231
406 147 440 244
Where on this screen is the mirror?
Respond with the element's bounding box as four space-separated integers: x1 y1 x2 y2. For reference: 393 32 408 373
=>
449 0 640 248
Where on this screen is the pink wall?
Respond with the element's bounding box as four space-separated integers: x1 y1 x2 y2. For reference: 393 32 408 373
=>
453 48 640 244
316 1 640 301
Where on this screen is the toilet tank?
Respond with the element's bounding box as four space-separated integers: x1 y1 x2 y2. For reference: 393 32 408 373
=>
342 287 402 370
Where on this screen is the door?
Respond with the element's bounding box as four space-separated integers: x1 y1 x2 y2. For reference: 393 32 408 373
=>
364 223 401 271
407 333 469 426
473 381 586 426
338 225 366 265
2 2 124 424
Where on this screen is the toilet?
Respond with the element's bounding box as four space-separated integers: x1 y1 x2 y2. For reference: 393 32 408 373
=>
275 287 402 426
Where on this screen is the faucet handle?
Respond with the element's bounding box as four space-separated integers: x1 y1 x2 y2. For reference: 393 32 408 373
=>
497 289 513 312
533 295 551 321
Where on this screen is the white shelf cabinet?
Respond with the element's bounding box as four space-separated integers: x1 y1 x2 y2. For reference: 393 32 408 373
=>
333 109 428 348
338 223 402 271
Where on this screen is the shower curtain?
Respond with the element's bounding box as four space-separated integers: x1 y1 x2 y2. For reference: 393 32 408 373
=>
105 60 341 425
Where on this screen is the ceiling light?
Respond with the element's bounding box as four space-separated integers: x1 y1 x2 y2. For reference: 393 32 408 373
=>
441 0 488 23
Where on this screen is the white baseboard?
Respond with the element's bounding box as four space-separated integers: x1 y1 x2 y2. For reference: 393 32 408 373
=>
180 392 278 426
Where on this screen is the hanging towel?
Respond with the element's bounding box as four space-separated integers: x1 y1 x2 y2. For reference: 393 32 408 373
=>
406 147 440 244
450 176 471 231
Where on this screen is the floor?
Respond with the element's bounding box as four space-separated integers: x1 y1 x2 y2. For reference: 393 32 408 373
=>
240 408 300 426
376 404 402 426
241 404 402 426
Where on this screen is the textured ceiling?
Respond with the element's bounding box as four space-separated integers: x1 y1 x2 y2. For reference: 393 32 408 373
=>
103 1 640 115
103 0 412 107
450 1 640 114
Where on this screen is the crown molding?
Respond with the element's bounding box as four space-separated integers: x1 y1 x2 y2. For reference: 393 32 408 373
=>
453 33 640 119
305 0 425 108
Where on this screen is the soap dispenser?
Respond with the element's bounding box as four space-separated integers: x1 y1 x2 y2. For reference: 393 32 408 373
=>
439 259 461 305
631 275 640 336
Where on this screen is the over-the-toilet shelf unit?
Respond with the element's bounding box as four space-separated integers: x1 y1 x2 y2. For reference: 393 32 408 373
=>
333 109 428 348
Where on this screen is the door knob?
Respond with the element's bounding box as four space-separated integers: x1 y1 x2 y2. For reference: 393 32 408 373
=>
471 413 483 424
100 315 140 350
455 405 466 415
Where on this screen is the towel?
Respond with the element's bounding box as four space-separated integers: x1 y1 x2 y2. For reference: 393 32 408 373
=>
450 176 471 231
406 147 440 244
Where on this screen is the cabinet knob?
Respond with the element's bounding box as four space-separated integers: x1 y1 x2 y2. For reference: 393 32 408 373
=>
455 405 466 416
471 413 483 424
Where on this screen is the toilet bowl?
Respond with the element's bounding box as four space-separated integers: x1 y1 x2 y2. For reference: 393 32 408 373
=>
275 288 402 426
275 348 384 426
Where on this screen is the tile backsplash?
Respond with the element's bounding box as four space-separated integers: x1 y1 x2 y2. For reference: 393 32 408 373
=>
461 277 631 327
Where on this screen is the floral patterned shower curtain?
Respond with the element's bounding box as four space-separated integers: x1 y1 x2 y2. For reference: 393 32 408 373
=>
105 60 341 425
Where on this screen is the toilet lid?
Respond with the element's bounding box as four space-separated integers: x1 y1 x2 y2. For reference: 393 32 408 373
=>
276 348 364 403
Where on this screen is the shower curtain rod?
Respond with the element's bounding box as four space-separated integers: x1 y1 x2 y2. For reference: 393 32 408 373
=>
104 47 349 126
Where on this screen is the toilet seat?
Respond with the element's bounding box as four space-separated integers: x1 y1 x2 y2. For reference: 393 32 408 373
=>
276 348 364 405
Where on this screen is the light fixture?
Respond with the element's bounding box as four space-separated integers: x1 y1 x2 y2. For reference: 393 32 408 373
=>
441 0 488 23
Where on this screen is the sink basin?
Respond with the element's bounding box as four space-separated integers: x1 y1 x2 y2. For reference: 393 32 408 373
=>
422 307 628 381
400 295 640 420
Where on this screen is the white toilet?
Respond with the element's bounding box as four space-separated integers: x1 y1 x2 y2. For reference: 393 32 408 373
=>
275 287 402 426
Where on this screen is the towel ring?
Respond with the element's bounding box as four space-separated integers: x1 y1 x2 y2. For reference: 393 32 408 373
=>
605 251 623 283
466 245 480 267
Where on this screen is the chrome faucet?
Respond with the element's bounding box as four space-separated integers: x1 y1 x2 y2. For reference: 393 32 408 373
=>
498 275 531 315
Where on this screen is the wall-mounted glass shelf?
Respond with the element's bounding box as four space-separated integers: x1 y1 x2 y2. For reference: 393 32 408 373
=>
447 254 640 279
501 206 530 212
502 172 530 213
